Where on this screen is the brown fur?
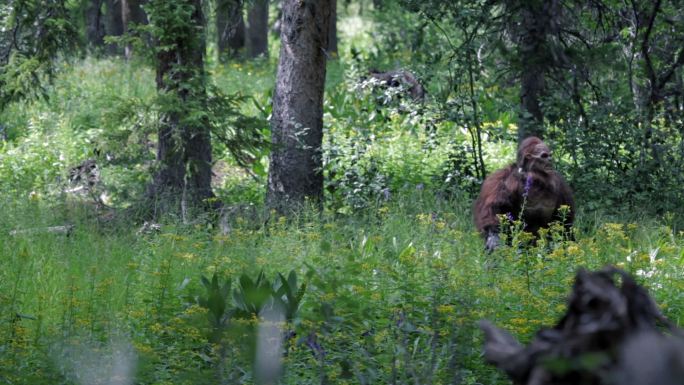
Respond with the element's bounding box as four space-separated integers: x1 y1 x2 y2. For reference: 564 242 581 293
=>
368 69 426 101
473 137 574 250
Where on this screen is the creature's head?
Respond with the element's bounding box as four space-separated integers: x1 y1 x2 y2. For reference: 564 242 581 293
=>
517 136 553 174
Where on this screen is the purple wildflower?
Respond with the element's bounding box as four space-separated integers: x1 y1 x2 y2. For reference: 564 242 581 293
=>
523 175 533 197
416 183 424 191
382 187 391 201
506 212 514 222
395 311 406 327
305 332 326 359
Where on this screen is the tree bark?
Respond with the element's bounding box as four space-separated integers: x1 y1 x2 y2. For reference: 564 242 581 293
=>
519 65 545 140
327 0 337 55
148 0 214 216
104 0 124 55
517 1 547 141
510 0 561 142
216 0 245 59
121 0 148 59
85 0 105 49
267 0 332 213
246 0 269 58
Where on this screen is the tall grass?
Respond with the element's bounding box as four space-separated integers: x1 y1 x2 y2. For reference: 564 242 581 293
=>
0 194 682 384
1 9 682 384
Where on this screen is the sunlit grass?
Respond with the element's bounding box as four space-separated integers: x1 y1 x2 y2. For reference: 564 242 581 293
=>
0 8 682 383
0 193 682 384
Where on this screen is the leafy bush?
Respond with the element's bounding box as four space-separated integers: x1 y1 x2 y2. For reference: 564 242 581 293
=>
1 193 683 384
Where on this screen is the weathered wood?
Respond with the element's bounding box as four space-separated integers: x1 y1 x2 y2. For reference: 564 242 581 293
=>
480 267 683 385
10 225 75 236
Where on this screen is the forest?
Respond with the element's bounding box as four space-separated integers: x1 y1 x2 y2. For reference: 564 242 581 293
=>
1 0 684 384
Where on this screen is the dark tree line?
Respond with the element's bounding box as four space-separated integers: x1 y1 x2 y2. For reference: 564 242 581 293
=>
398 0 684 142
0 0 342 217
144 0 214 216
0 0 78 111
391 0 684 211
216 0 246 58
25 0 684 215
81 0 283 60
84 0 146 55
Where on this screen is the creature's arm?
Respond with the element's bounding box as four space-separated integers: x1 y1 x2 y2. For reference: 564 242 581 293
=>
474 167 517 252
484 230 501 252
556 174 576 239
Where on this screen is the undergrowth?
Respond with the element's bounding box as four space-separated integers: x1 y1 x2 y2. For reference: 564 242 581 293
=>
0 194 682 385
1 8 683 384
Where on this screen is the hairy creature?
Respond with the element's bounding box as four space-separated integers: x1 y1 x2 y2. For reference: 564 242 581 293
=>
473 137 574 252
367 69 426 101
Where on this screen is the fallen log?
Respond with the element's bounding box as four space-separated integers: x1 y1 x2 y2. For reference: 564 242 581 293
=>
9 224 75 236
480 267 684 385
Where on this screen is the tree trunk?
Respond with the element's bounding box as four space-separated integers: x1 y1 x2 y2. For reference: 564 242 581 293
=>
121 0 148 59
121 0 130 58
229 14 246 54
512 0 560 142
147 0 214 216
216 0 245 59
517 2 547 141
85 0 105 49
267 0 332 213
519 66 545 140
246 0 269 58
272 0 283 38
104 0 124 55
327 0 337 55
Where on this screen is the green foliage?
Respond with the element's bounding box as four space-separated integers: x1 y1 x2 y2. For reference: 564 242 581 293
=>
2 3 684 384
0 59 155 202
273 270 307 322
323 66 483 212
3 195 683 384
188 268 308 383
232 270 272 318
206 85 270 172
227 269 307 323
0 0 78 111
144 0 202 54
0 58 269 207
369 0 684 215
198 273 232 329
